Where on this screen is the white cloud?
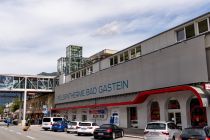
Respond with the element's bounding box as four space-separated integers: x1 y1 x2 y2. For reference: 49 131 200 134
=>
0 0 209 74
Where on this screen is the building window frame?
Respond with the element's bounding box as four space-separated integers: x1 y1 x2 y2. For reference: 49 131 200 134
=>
185 23 195 39
197 18 209 34
114 55 118 65
176 28 185 42
119 53 124 63
124 51 129 61
110 58 114 66
130 48 136 59
136 46 141 57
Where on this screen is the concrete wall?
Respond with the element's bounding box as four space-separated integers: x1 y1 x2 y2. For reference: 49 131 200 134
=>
55 35 208 104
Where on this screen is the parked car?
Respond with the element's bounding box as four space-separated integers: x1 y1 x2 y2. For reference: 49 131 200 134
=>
93 124 124 139
41 117 67 130
77 122 99 135
144 121 181 140
66 121 81 134
51 120 68 132
179 126 210 140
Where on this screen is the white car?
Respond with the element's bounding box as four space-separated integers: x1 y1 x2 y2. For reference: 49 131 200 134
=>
41 117 67 130
77 122 99 135
66 121 81 133
144 121 181 140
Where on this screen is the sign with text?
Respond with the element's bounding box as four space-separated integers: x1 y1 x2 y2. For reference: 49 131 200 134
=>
56 80 128 103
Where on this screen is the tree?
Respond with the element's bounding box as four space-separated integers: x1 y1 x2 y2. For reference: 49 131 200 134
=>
0 106 4 115
11 98 21 113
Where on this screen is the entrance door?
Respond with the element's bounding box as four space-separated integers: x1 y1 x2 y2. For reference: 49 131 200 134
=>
127 107 138 128
167 99 182 129
168 112 182 129
190 98 207 127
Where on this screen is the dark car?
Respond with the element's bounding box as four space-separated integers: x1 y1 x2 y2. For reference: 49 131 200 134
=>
180 126 210 140
93 124 124 139
51 120 68 132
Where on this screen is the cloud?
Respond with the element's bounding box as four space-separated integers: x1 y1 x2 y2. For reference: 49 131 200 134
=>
0 0 209 74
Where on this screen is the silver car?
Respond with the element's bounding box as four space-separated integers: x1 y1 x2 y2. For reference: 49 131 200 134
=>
144 121 181 140
66 121 81 133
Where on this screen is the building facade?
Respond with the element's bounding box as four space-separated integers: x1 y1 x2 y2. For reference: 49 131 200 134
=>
53 13 210 129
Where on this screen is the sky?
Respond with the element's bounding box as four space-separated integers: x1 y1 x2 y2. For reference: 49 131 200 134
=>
0 0 210 75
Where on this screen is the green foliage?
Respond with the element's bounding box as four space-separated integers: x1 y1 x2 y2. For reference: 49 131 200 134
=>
11 98 21 112
0 106 3 114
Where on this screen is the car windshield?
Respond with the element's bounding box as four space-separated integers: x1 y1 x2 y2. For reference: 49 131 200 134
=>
53 118 63 122
100 124 112 128
43 118 50 122
146 123 166 130
70 122 77 126
79 123 91 126
182 128 206 137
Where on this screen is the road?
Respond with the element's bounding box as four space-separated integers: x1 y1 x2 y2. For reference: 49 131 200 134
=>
0 122 142 140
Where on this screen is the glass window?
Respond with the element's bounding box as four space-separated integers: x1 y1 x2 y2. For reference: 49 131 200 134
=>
71 73 75 79
168 99 180 109
119 53 124 62
43 118 50 122
114 56 118 65
136 46 141 57
110 58 114 66
76 72 80 78
151 101 160 121
167 123 176 129
176 28 185 41
185 24 195 39
130 48 136 59
124 51 129 61
146 123 166 130
198 19 208 34
79 123 91 126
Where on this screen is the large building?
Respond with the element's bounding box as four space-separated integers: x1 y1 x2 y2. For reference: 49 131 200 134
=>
53 12 210 129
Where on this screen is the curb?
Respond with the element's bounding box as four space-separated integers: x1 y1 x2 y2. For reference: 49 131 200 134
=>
124 135 144 139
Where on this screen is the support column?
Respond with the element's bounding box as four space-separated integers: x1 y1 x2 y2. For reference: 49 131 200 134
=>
22 77 27 126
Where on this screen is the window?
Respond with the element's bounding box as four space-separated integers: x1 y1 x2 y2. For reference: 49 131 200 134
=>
82 69 86 77
114 56 118 65
176 28 185 41
198 19 208 34
130 49 136 59
110 58 114 66
151 101 160 121
119 53 124 62
136 46 141 57
76 72 80 78
185 24 195 39
124 51 129 61
167 123 177 129
71 73 75 79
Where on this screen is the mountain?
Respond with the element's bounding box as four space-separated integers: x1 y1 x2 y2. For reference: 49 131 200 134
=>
37 72 58 76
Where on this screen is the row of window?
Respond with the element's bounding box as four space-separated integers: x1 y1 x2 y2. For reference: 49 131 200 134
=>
71 66 93 79
176 17 210 42
110 46 141 66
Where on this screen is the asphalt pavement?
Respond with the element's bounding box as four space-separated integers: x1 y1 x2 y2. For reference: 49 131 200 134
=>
0 122 143 140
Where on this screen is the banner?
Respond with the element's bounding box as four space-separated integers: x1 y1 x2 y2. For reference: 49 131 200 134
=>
0 76 13 89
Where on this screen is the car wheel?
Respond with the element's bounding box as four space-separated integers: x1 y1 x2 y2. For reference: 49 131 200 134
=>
121 131 124 137
172 136 175 140
94 136 98 139
67 131 70 133
112 132 116 139
78 133 81 136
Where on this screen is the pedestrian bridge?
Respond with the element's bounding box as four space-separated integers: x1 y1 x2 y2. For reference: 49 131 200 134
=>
0 74 58 93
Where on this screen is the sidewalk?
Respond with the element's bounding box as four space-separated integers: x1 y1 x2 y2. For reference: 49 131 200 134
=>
124 128 144 139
